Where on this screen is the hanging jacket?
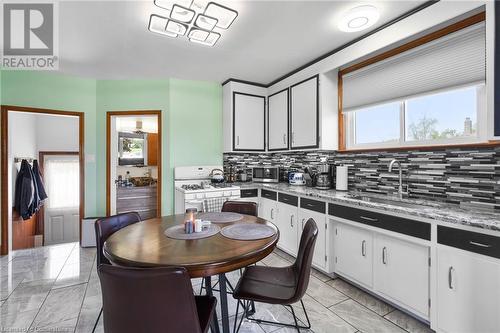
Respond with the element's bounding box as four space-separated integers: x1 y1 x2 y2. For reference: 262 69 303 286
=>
14 160 34 220
32 160 47 202
28 162 40 217
31 159 47 215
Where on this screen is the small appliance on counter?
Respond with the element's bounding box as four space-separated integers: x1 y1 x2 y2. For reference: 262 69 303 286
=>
209 168 225 183
252 166 279 183
226 166 237 183
237 169 248 182
315 164 332 190
288 171 306 186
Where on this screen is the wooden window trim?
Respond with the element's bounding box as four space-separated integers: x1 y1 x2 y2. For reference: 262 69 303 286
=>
338 12 486 151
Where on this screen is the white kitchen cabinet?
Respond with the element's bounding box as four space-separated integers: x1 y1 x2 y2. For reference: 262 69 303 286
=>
259 197 277 223
290 75 319 149
436 245 500 333
268 88 289 151
276 202 298 256
233 92 266 151
334 222 374 288
299 208 327 271
374 234 430 318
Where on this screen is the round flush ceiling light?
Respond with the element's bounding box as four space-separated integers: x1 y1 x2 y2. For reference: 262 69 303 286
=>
338 5 380 32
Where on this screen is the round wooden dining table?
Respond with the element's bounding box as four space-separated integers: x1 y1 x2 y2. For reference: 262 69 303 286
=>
103 213 279 333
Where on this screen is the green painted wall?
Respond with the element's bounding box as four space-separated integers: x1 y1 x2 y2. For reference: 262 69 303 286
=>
96 78 222 215
95 79 170 215
168 79 223 211
1 71 98 216
1 71 223 216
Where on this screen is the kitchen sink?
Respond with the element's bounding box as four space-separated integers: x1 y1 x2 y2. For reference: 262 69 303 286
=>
346 193 441 209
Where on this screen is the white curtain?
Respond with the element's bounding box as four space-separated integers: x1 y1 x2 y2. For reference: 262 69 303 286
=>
45 157 79 209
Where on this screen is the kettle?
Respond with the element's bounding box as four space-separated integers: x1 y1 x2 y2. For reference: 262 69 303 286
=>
209 168 225 183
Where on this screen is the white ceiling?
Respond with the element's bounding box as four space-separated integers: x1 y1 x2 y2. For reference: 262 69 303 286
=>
58 0 427 83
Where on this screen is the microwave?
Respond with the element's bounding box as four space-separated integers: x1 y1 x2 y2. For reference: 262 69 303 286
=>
252 167 279 183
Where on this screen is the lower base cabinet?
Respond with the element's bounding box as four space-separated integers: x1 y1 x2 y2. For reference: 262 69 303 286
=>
276 202 298 256
259 197 277 224
299 209 327 271
334 222 374 288
374 234 429 318
436 245 500 333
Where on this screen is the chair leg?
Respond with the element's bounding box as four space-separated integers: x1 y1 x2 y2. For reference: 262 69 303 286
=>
244 299 311 331
235 300 248 333
289 305 300 333
92 307 103 333
233 297 240 333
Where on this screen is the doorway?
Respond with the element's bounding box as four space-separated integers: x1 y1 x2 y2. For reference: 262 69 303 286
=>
106 110 162 218
40 152 80 245
1 106 85 255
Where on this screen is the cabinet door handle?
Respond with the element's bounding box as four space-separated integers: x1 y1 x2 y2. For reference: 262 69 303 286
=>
291 132 295 144
283 134 286 144
448 266 454 289
382 247 387 264
360 216 378 223
270 208 274 220
237 135 240 146
290 215 294 227
361 240 366 257
469 241 492 248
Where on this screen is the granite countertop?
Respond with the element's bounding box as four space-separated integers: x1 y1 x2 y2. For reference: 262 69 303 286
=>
235 182 500 232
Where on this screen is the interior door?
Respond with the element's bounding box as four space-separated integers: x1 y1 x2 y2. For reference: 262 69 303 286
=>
290 75 319 149
268 89 289 151
233 92 265 151
43 155 80 245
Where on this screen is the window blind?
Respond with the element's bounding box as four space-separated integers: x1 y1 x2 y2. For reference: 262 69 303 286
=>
342 22 486 112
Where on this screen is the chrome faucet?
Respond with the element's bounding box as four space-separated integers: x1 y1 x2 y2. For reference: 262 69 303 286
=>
388 159 408 199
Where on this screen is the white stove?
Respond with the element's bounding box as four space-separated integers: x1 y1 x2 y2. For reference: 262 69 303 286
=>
174 166 241 214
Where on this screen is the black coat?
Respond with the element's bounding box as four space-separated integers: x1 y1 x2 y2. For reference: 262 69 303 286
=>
31 160 47 211
14 160 34 220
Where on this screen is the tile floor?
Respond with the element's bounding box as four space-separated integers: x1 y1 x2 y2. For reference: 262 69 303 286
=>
0 242 434 333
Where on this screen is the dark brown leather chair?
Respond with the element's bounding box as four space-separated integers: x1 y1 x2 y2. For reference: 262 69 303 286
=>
200 201 258 294
93 212 141 332
232 218 318 332
94 212 141 266
221 201 258 217
98 265 217 333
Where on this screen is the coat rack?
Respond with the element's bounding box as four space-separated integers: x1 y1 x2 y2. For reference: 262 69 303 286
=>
14 157 35 163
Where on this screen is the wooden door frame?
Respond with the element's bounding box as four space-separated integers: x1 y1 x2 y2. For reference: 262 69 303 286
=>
1 105 85 255
38 151 80 246
106 110 162 217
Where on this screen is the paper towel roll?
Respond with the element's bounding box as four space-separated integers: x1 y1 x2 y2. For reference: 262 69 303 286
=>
336 165 348 191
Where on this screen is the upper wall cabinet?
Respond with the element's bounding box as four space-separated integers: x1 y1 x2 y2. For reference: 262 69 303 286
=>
223 82 267 153
233 92 266 151
222 71 338 152
268 89 289 151
290 75 319 149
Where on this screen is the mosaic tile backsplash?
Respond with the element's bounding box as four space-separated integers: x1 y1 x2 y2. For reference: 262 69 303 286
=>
223 147 500 211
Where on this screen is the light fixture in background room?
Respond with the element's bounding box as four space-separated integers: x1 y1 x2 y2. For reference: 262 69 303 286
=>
149 0 238 46
338 5 379 32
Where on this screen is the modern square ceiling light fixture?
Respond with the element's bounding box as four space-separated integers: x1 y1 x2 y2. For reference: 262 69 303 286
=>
149 0 238 46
